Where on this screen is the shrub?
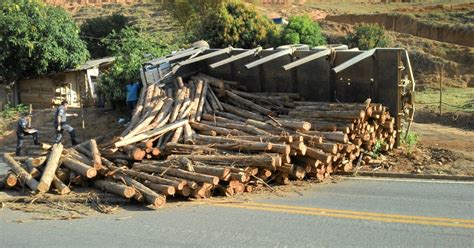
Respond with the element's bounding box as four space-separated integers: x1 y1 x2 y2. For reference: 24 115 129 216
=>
80 13 131 58
98 27 179 102
198 2 280 48
280 15 326 46
346 23 391 50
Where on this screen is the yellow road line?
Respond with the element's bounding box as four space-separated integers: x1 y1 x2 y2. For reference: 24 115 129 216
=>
236 202 474 224
211 202 474 229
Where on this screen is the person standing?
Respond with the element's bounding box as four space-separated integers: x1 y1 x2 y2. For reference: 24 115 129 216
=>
16 112 39 156
54 100 79 145
126 81 140 120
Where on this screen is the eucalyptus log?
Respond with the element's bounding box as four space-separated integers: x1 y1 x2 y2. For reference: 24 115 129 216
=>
37 143 63 193
2 153 39 191
133 164 220 185
111 173 166 207
62 157 97 178
167 154 281 170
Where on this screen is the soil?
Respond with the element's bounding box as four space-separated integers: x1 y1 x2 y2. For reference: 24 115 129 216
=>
0 107 125 150
357 122 474 176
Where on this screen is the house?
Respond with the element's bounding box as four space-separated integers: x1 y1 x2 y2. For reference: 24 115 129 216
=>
17 57 115 109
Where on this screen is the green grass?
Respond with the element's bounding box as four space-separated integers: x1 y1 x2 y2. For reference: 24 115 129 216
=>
415 87 474 113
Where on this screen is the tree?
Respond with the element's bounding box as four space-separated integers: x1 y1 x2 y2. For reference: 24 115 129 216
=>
198 2 280 48
162 0 226 41
280 15 326 46
0 0 89 83
98 27 179 103
80 13 130 58
346 23 391 50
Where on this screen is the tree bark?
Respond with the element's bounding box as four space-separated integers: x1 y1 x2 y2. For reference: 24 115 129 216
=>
2 153 39 191
62 157 97 178
37 143 64 193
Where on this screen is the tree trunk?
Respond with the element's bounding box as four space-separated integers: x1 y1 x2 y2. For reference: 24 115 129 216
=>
2 153 38 191
37 143 63 193
62 157 97 178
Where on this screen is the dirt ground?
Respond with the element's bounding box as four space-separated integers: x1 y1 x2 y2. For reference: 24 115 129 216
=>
356 122 474 176
0 107 124 150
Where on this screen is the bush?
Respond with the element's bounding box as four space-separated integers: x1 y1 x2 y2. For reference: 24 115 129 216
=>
0 0 89 82
346 23 391 50
80 13 131 58
280 15 326 46
1 103 28 119
198 2 280 48
98 27 180 102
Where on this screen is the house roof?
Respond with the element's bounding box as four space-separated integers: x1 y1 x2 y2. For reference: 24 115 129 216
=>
66 57 115 72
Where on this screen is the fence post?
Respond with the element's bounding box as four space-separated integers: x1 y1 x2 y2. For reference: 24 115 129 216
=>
438 66 443 117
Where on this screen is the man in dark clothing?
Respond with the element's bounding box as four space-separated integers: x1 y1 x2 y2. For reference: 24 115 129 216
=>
54 100 79 145
16 112 39 156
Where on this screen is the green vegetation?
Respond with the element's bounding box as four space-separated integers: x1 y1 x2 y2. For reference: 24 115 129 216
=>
80 13 131 58
0 0 89 83
401 131 419 154
369 139 387 158
198 2 280 48
98 27 179 102
280 15 326 46
162 0 226 41
0 103 28 119
345 23 391 50
415 87 474 113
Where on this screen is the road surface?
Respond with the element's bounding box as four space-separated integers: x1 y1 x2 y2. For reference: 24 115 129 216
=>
0 176 473 247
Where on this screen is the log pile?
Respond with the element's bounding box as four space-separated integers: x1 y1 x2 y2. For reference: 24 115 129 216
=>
1 73 396 209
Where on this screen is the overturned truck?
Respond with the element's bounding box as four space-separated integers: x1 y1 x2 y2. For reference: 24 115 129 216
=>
1 43 416 209
142 43 415 147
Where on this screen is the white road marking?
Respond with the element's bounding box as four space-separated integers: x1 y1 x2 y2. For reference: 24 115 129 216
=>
345 176 474 184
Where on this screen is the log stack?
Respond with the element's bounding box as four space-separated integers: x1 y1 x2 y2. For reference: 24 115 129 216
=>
1 73 396 209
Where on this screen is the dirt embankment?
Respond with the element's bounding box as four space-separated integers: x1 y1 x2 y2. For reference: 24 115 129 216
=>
326 13 473 47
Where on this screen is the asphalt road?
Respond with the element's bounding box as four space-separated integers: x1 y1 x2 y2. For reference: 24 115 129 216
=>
0 176 473 247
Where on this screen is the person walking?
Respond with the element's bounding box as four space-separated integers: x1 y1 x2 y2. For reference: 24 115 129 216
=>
126 81 140 120
54 100 79 145
16 112 39 156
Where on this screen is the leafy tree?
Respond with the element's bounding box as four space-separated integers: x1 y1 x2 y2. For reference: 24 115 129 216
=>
80 13 130 58
0 0 89 83
98 27 179 102
198 2 280 48
162 0 226 41
346 23 391 50
280 15 326 46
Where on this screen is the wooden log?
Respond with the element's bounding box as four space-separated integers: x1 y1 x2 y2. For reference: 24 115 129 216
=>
192 165 231 179
122 145 146 161
50 176 70 195
183 122 194 144
191 183 213 198
196 81 208 121
89 139 102 169
224 123 271 136
167 154 281 170
215 111 247 123
2 153 39 191
111 173 166 207
301 131 348 143
225 90 272 115
201 113 243 125
191 121 247 136
133 164 220 185
166 142 218 155
190 80 204 121
177 186 192 197
143 181 176 196
37 143 64 193
304 147 332 164
25 156 47 168
62 157 97 178
198 141 272 153
221 102 266 122
311 142 338 155
115 119 188 148
3 173 18 188
118 167 185 191
270 118 311 131
288 109 365 120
